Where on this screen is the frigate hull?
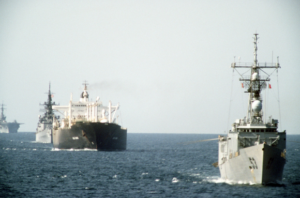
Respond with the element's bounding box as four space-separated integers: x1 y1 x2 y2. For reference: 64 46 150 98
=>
36 127 52 143
52 122 127 151
0 124 9 133
219 143 286 184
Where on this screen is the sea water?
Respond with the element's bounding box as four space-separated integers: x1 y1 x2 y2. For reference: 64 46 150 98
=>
0 133 299 197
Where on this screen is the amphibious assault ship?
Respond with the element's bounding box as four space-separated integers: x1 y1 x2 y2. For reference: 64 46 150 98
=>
36 84 58 143
52 82 127 150
0 104 22 133
218 34 286 184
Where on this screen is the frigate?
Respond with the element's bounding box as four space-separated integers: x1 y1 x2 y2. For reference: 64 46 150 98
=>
36 84 58 143
0 104 22 133
0 104 9 133
217 34 286 184
52 82 127 150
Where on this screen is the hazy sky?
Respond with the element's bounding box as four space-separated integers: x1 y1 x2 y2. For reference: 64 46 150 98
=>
1 0 299 134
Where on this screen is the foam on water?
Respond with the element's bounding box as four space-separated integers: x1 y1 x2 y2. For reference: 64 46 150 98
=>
30 141 45 143
204 176 257 185
172 177 179 183
1 133 299 197
51 148 97 152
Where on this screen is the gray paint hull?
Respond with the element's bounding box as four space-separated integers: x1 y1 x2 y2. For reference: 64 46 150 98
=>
0 123 20 133
219 143 285 184
7 123 20 133
0 124 9 133
36 128 52 143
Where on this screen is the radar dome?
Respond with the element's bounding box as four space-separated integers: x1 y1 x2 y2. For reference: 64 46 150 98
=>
252 72 259 80
252 100 262 112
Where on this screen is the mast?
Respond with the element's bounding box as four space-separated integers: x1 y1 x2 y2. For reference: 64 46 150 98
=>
0 104 6 121
47 82 53 118
249 33 259 123
253 33 258 68
48 83 52 104
80 81 89 102
231 33 281 125
40 82 55 122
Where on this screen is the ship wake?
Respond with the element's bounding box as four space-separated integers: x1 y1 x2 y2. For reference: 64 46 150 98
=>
51 148 97 152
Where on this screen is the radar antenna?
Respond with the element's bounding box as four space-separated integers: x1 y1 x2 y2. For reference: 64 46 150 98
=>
231 33 281 124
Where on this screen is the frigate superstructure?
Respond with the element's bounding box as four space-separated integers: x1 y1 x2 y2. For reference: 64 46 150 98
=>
0 104 9 133
36 84 58 143
218 34 286 184
52 82 127 150
0 104 22 133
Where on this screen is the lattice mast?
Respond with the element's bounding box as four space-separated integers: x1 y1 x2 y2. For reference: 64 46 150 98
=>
231 33 280 124
0 104 6 121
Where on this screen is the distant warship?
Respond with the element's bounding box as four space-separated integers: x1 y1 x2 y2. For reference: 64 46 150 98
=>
52 82 127 150
217 34 286 184
0 104 9 133
36 84 58 143
0 104 22 133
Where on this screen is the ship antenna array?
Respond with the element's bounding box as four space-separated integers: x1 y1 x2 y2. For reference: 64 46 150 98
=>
83 80 89 90
227 68 235 133
44 82 55 95
253 33 258 67
276 65 282 130
1 103 6 114
230 33 281 124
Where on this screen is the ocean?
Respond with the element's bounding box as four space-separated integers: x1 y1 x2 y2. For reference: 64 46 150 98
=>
0 133 299 198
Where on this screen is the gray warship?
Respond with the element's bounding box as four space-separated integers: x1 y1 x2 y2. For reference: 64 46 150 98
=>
217 34 286 184
52 82 127 150
36 84 58 143
0 104 9 133
0 104 22 133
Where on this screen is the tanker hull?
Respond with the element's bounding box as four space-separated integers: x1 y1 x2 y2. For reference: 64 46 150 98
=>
53 122 127 151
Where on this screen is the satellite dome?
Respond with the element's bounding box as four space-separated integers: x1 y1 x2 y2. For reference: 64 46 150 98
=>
252 100 262 112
